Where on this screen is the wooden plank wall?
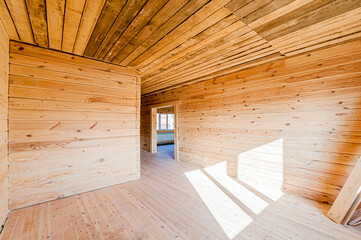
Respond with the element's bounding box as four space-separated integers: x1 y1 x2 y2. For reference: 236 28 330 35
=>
0 19 9 226
8 42 140 210
141 40 361 204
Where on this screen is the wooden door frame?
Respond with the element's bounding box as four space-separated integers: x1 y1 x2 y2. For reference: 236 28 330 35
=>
149 101 179 161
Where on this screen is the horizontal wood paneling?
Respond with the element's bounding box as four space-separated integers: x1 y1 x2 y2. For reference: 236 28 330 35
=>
141 40 361 204
8 42 140 209
0 19 9 226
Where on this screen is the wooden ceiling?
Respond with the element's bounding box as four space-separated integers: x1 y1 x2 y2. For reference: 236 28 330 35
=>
1 0 361 95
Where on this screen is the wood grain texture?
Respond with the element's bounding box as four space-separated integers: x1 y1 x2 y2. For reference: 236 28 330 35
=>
0 1 360 94
328 158 361 224
73 0 106 55
99 0 168 61
0 20 9 227
61 0 86 52
269 6 361 57
46 0 65 50
1 149 361 239
141 40 361 205
0 0 19 40
25 0 48 47
126 1 233 67
83 0 127 57
8 42 140 210
110 0 189 64
93 0 150 60
4 0 34 43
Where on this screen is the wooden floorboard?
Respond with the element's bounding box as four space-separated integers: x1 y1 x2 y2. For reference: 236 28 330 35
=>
1 146 361 240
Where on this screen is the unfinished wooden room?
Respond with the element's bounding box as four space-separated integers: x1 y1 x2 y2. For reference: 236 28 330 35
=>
0 0 361 239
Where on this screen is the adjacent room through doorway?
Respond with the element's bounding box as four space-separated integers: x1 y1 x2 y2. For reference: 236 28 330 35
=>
156 106 175 159
150 103 178 160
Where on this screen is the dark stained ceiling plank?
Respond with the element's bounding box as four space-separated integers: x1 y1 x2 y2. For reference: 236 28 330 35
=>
115 0 211 65
225 0 253 13
255 0 361 41
25 0 48 47
241 0 295 25
232 0 274 21
93 0 149 59
73 0 106 55
83 0 127 57
109 0 190 64
127 0 234 68
101 0 169 62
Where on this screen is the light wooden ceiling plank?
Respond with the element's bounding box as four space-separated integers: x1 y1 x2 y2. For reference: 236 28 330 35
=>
46 0 65 50
241 0 295 25
270 7 361 55
73 0 106 55
135 7 233 70
140 15 241 75
142 48 280 95
225 0 252 13
142 28 258 84
62 0 86 52
0 0 19 40
144 38 361 95
142 40 275 91
5 0 34 43
142 38 270 89
141 54 282 96
143 42 273 86
248 0 314 29
256 0 361 41
281 31 361 57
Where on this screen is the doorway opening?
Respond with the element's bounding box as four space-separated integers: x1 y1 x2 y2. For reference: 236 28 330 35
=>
150 102 178 160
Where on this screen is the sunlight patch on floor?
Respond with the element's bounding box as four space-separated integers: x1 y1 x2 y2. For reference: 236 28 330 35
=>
204 162 269 215
185 139 286 239
185 169 253 239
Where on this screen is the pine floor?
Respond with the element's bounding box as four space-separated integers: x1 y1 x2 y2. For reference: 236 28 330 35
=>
1 146 360 240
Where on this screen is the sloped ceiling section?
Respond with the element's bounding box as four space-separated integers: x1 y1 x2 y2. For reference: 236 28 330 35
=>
0 0 360 95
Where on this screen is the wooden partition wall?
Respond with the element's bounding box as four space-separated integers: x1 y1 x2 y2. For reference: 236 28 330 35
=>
0 21 9 225
8 42 140 209
141 40 361 204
